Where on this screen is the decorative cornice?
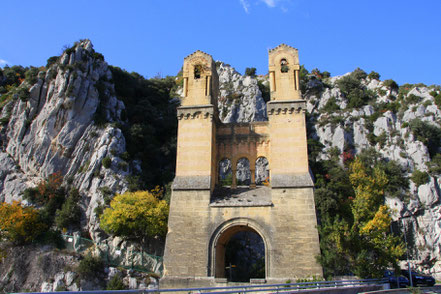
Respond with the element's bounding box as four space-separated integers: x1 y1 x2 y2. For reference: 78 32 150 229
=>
271 173 314 188
269 43 298 53
267 100 306 116
184 50 212 60
172 176 211 190
177 105 214 120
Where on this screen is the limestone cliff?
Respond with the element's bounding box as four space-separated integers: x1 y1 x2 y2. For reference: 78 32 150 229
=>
214 65 441 278
0 40 129 240
1 41 441 289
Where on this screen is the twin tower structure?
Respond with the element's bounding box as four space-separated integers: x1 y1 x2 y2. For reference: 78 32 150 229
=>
162 44 322 287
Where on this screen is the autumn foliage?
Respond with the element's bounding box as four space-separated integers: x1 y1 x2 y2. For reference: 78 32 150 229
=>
0 201 46 244
100 189 169 242
315 156 405 279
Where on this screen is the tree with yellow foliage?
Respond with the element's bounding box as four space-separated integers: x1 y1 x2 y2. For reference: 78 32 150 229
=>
100 189 169 243
347 158 404 278
316 156 404 279
0 201 46 245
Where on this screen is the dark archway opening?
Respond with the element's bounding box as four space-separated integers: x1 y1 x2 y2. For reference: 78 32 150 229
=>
215 226 265 282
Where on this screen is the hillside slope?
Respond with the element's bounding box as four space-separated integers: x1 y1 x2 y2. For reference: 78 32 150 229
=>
1 41 441 290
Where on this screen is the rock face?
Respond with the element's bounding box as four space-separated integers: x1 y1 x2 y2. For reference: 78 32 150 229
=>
216 63 267 123
0 40 129 240
1 41 441 287
304 74 441 278
215 66 441 277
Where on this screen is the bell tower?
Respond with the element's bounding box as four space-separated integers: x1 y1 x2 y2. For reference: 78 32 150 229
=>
267 44 311 186
174 50 219 191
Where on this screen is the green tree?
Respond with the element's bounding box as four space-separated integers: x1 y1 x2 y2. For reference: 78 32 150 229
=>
347 159 404 277
411 170 429 187
368 71 380 80
316 157 404 279
100 190 169 243
245 67 256 77
55 188 82 231
22 172 66 226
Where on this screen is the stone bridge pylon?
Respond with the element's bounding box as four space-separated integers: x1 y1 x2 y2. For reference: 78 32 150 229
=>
161 44 322 288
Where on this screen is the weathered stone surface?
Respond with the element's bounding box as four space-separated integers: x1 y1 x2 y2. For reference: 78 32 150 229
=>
0 40 129 239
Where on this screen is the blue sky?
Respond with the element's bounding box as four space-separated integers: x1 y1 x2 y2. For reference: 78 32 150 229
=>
1 0 440 85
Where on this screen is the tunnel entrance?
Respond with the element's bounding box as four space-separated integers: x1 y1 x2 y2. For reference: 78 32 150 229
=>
214 225 265 282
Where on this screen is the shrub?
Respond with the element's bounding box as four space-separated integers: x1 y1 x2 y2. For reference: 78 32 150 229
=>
406 94 423 105
106 276 126 290
0 201 46 244
23 172 66 226
321 97 340 113
37 229 65 249
368 71 380 80
426 154 441 175
337 73 375 109
77 254 105 280
409 119 441 157
244 67 256 77
383 79 399 90
55 188 82 231
46 56 59 68
351 68 367 80
24 67 40 84
100 190 169 241
434 94 441 109
411 170 429 187
17 87 30 101
102 157 112 168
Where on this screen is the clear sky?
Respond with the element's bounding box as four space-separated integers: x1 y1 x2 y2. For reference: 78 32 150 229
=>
1 0 440 85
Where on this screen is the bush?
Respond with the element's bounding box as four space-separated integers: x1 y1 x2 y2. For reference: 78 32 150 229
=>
406 94 423 105
368 71 380 80
351 68 367 80
46 56 59 68
100 190 169 241
37 229 65 249
383 79 399 90
55 188 82 231
411 170 429 187
77 255 105 280
427 154 441 175
321 97 340 113
102 157 112 168
337 73 374 109
23 172 66 226
434 94 441 109
245 67 256 77
0 201 46 245
409 119 441 158
106 276 126 290
24 67 40 84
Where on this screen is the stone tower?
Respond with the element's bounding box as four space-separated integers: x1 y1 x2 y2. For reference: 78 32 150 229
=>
161 45 322 288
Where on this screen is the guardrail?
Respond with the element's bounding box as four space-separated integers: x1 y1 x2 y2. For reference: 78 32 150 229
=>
14 278 388 294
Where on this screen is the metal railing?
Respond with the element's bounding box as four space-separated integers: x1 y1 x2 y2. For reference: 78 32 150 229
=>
14 278 387 294
61 234 163 276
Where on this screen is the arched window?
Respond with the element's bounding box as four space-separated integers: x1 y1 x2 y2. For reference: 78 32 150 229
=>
280 58 289 73
194 64 202 79
255 157 269 185
219 158 232 187
236 157 251 186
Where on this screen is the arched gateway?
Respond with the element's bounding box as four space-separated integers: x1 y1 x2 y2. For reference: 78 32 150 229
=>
161 45 322 288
